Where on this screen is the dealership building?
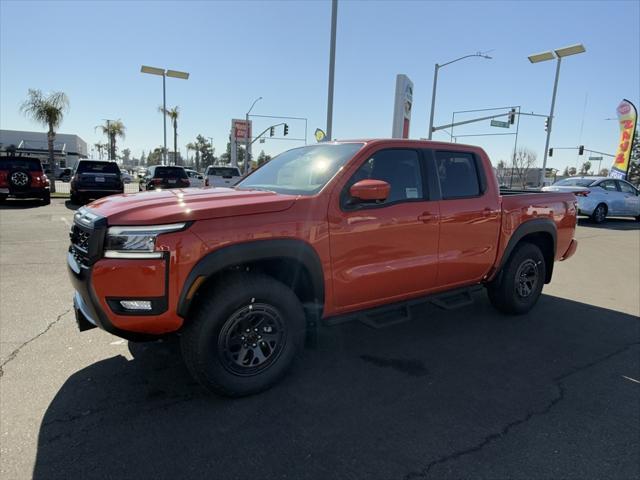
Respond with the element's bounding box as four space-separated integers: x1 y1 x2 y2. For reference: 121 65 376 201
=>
0 129 88 169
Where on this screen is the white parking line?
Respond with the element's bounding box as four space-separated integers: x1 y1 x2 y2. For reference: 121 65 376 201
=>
621 375 640 384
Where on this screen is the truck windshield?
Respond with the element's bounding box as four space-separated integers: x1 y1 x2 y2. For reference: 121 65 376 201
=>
237 143 364 195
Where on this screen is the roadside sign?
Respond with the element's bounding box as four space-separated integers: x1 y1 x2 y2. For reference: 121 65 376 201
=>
232 119 251 140
490 120 510 128
588 156 603 161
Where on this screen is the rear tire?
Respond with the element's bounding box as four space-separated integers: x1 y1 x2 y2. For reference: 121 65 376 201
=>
487 242 546 315
181 273 305 397
591 203 607 224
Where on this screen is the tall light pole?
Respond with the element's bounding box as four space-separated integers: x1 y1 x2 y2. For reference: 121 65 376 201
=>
245 96 262 174
528 43 586 186
141 65 189 165
427 52 491 140
326 0 338 141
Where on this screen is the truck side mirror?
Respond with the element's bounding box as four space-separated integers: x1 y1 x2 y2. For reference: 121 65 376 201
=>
349 179 390 202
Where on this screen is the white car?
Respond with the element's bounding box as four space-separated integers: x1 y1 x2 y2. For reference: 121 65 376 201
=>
120 169 133 183
185 169 205 187
542 176 640 223
204 166 242 187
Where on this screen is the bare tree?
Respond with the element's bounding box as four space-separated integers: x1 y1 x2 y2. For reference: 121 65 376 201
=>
511 147 537 188
495 160 507 186
568 166 577 176
599 168 609 176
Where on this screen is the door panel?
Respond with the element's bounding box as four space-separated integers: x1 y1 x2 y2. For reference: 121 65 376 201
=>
434 151 501 287
328 148 440 311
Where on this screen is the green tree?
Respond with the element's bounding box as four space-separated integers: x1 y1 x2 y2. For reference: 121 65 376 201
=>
257 150 272 167
140 150 147 166
562 166 569 176
147 147 163 166
121 148 131 164
97 120 125 161
159 106 180 165
580 161 592 175
20 89 69 193
568 166 577 176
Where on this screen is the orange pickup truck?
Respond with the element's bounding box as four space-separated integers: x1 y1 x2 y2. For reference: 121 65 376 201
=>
68 139 578 396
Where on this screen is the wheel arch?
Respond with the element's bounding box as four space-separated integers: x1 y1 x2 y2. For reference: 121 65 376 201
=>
497 218 557 284
177 239 325 320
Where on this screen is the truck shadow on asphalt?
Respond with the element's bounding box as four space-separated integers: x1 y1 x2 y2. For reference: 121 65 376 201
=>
0 199 47 209
32 294 640 480
578 217 639 231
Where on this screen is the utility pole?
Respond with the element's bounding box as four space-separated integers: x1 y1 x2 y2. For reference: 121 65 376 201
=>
326 0 338 141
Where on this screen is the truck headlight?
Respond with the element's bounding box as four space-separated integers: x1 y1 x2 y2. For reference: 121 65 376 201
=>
104 223 186 259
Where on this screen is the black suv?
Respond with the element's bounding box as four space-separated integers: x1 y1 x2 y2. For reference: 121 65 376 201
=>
139 165 190 191
0 156 51 205
70 160 124 204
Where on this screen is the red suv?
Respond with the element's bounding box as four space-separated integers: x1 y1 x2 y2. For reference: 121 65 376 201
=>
0 156 50 205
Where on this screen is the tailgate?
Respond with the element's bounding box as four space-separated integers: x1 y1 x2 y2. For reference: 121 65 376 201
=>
79 173 121 189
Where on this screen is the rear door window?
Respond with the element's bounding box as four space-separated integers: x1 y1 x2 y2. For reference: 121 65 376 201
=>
77 161 120 174
0 157 42 172
435 151 482 199
599 180 618 192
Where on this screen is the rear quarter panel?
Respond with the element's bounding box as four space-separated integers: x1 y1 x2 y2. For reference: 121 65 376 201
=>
499 192 577 263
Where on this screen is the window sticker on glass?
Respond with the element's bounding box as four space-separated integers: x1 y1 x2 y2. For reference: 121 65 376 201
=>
405 187 418 199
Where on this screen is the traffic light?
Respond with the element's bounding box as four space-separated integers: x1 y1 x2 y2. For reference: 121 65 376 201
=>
283 124 289 136
544 117 549 132
548 148 553 157
578 145 584 155
269 126 275 137
509 108 516 125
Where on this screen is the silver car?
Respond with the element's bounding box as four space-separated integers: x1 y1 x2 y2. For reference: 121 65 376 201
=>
542 176 640 223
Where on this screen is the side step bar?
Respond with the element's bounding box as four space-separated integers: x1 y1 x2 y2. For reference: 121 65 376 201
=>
324 285 483 329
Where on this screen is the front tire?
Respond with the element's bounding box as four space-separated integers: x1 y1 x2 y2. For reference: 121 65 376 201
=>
591 203 607 224
41 191 51 205
181 273 305 397
488 242 546 315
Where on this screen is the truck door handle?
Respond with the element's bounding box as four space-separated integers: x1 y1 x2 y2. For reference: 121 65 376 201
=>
482 208 493 216
418 213 438 223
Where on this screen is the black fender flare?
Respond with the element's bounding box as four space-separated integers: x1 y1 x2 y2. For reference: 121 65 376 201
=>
177 239 325 318
496 218 557 283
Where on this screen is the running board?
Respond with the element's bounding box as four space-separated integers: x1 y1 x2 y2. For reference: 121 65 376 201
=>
324 285 482 329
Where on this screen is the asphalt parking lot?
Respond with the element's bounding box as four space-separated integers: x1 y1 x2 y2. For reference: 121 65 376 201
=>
1 198 638 480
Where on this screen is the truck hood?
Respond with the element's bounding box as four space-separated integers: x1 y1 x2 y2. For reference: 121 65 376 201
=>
86 187 297 225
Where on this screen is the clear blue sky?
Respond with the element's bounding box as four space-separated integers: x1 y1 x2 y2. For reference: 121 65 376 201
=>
1 0 638 172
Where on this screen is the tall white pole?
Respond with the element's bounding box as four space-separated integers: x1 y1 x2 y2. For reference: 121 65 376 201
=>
541 57 562 186
326 0 338 140
427 64 439 140
162 72 167 165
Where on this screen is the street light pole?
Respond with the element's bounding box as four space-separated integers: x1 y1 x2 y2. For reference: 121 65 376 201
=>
162 73 167 165
245 97 262 174
528 44 585 186
326 0 338 141
141 65 189 166
541 57 562 186
427 53 491 140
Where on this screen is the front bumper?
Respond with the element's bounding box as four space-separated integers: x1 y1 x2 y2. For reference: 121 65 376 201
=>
67 251 161 341
560 239 578 261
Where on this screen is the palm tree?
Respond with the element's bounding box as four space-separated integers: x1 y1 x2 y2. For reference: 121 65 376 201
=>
20 89 69 193
159 106 180 165
186 142 196 168
96 120 125 161
94 142 106 160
